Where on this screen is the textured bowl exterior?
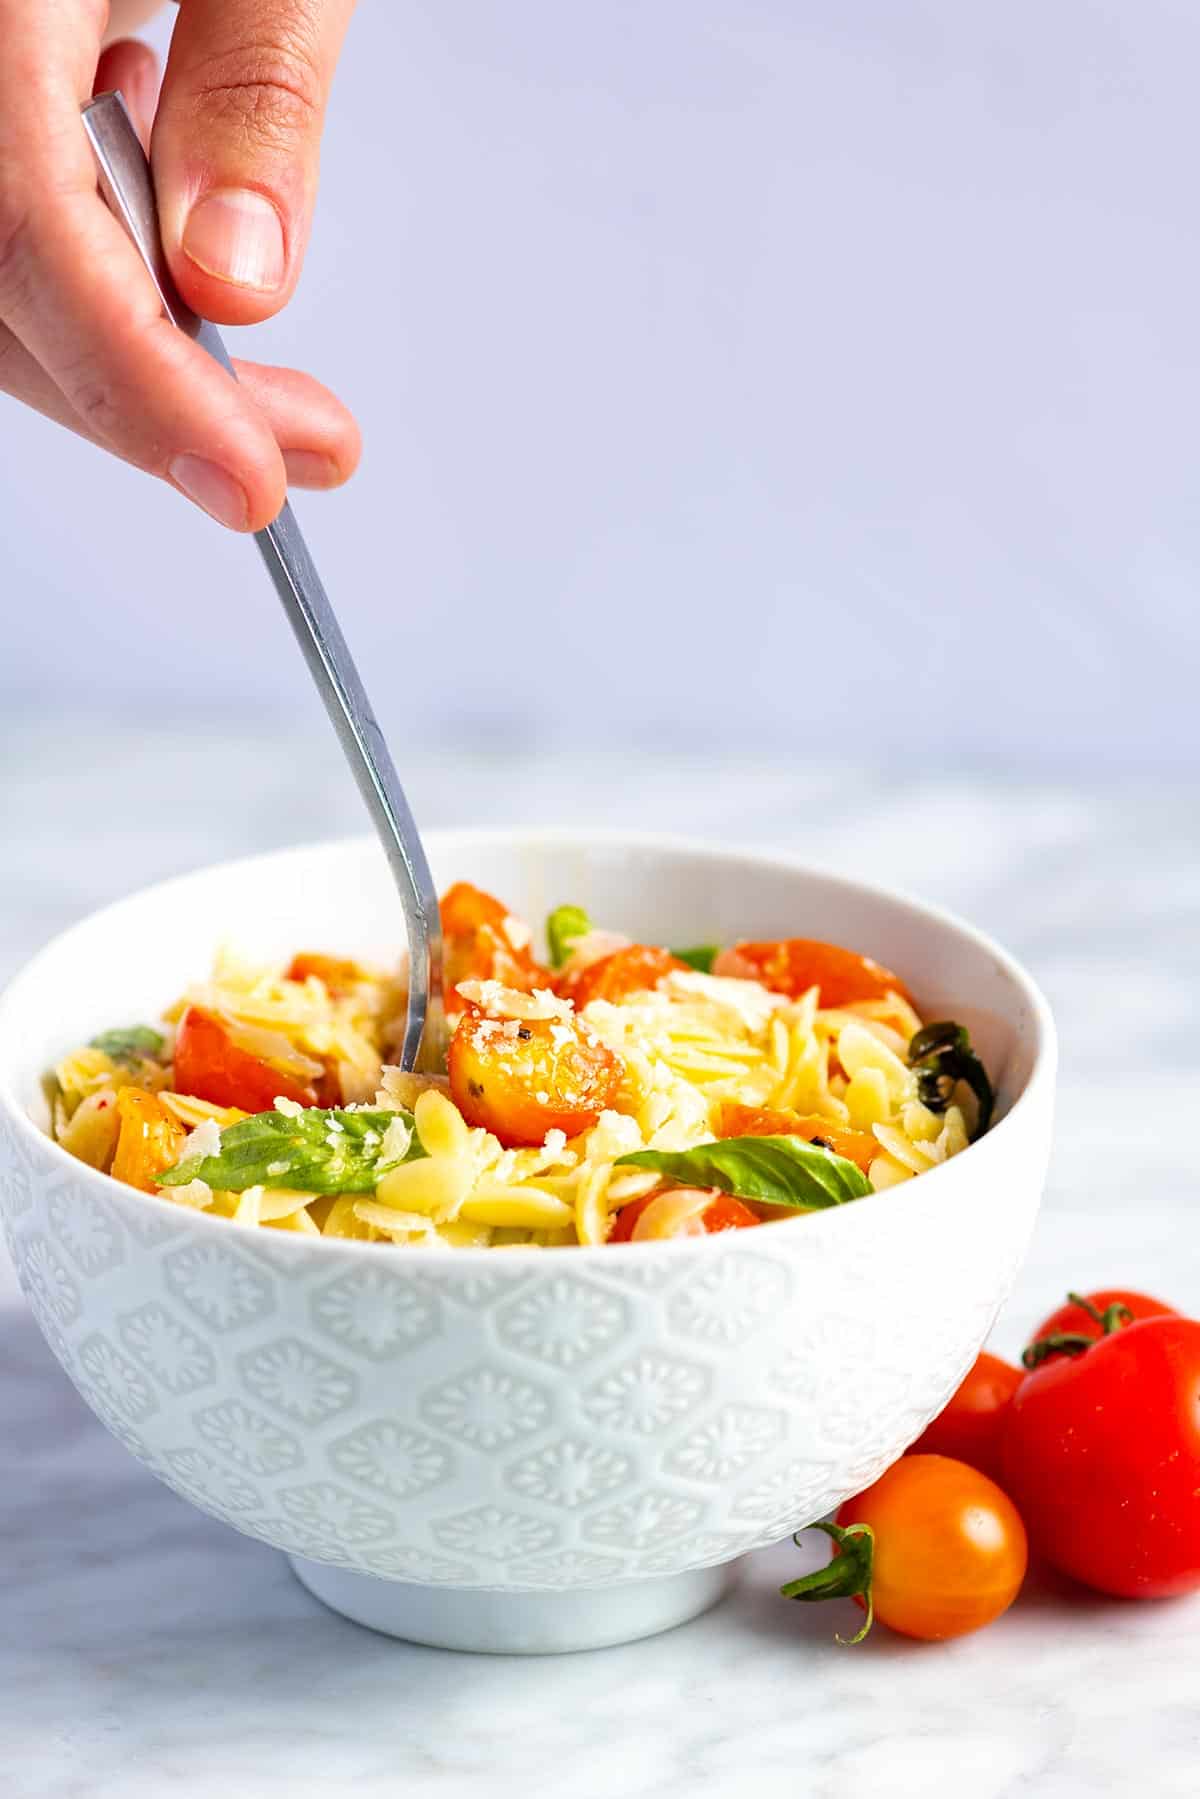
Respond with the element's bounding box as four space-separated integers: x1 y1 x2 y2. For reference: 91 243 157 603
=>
0 833 1054 1591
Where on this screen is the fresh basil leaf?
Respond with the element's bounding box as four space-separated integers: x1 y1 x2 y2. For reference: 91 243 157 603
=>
908 1021 994 1139
158 1107 424 1195
546 904 592 969
615 1135 871 1209
90 1025 165 1065
671 945 720 974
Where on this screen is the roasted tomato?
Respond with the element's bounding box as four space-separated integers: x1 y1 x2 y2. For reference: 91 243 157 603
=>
173 1006 320 1112
609 1186 760 1241
447 1008 622 1147
110 1088 187 1193
712 939 912 1007
558 944 687 1009
285 953 371 996
907 1351 1024 1483
716 1101 879 1174
441 883 552 1009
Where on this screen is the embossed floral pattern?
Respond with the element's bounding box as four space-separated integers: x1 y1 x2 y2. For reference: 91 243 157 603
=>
47 1185 122 1275
310 1267 439 1361
237 1337 358 1426
329 1420 452 1501
119 1303 215 1395
666 1253 789 1346
420 1365 550 1450
584 1492 703 1550
77 1333 157 1424
277 1481 395 1545
507 1549 625 1586
506 1438 632 1510
433 1506 558 1560
163 1243 273 1330
665 1404 784 1483
495 1275 628 1370
21 1235 81 1326
163 1448 263 1514
194 1398 302 1476
581 1352 709 1436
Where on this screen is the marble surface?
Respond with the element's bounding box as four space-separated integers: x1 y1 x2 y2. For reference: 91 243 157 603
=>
3 714 1199 1798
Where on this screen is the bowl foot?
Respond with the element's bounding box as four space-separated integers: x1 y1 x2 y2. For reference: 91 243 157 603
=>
287 1555 737 1654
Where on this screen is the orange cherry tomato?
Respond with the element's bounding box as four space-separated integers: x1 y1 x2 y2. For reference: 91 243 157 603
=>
440 883 552 1009
173 1006 319 1113
110 1088 188 1193
558 944 687 1009
712 939 913 1008
1029 1288 1177 1360
285 953 371 996
447 1008 622 1147
907 1352 1024 1482
717 1101 880 1174
608 1186 760 1242
784 1455 1027 1642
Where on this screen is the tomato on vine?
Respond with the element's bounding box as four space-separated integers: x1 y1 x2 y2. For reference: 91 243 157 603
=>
781 1454 1028 1642
907 1351 1024 1482
1003 1292 1200 1599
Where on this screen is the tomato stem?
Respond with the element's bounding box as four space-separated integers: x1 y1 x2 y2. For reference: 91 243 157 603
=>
779 1520 875 1645
1022 1291 1136 1369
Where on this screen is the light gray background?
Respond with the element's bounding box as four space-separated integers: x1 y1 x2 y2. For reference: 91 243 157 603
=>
2 2 1197 765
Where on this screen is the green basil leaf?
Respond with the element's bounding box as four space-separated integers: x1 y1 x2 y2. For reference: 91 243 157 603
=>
546 904 592 969
615 1135 872 1209
90 1025 165 1065
671 945 720 974
157 1107 424 1195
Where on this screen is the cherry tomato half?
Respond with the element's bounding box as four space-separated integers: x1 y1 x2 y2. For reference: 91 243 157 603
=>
1002 1313 1200 1599
447 1007 621 1147
908 1352 1024 1483
717 1101 880 1174
173 1006 319 1113
441 883 552 1007
558 944 686 1009
712 939 913 1008
285 952 372 997
110 1088 187 1193
783 1455 1027 1642
609 1187 760 1242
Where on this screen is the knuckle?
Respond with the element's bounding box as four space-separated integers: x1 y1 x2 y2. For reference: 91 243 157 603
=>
189 31 325 152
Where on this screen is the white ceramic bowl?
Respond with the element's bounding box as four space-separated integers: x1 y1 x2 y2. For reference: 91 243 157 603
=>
0 833 1055 1652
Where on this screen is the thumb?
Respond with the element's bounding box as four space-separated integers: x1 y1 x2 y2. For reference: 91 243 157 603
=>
152 0 354 324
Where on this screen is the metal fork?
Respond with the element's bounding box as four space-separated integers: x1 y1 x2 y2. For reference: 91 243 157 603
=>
80 90 443 1073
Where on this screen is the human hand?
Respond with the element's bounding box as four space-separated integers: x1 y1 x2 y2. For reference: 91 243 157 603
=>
0 1 359 530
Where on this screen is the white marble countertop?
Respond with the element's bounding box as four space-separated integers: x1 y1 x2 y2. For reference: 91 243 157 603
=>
3 715 1198 1798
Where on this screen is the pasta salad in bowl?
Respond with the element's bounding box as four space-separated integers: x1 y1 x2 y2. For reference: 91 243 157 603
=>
0 833 1055 1652
46 885 996 1251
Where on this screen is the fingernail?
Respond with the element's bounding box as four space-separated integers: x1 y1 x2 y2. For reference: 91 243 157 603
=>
283 449 340 489
182 188 285 291
169 454 250 530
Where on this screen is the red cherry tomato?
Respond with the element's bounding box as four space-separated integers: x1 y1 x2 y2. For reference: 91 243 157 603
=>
609 1187 760 1242
558 944 687 1009
447 1008 621 1147
1030 1288 1176 1359
782 1455 1027 1642
440 883 552 1008
717 1101 880 1174
712 939 913 1007
285 952 371 997
1002 1312 1200 1599
173 1006 319 1113
907 1352 1024 1483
